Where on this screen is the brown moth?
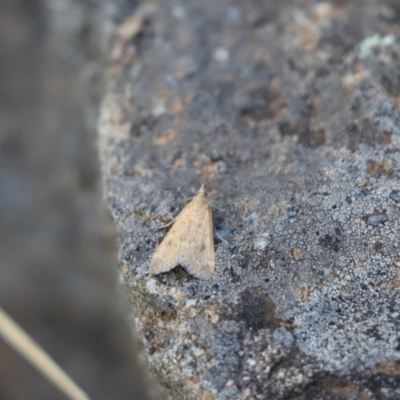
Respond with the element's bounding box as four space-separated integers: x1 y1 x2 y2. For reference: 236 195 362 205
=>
149 185 215 279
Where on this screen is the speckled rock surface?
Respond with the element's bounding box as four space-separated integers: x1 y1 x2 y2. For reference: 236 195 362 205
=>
100 0 400 398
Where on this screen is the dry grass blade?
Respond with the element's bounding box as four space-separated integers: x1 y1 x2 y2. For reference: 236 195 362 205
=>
0 306 90 400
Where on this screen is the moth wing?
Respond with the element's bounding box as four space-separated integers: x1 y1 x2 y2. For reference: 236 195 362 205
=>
178 195 214 279
149 203 192 275
149 194 215 279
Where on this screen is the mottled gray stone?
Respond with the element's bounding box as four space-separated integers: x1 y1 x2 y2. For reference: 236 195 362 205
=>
99 0 400 398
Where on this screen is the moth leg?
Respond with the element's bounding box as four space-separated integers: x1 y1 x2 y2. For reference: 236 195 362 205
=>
177 188 191 202
209 201 226 212
213 228 227 243
153 218 176 231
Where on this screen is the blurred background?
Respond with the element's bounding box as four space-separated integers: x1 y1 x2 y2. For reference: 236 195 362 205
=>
0 0 153 398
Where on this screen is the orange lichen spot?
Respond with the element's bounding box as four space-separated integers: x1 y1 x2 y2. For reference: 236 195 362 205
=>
366 160 393 178
154 129 178 145
291 247 304 261
297 285 310 301
379 131 392 147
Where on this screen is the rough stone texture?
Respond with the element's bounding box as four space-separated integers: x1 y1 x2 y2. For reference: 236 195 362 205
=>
100 0 400 398
0 0 155 399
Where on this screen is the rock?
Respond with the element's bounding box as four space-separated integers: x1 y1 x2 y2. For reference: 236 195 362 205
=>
99 0 400 398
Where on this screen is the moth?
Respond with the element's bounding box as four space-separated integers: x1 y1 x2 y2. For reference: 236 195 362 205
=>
149 185 215 279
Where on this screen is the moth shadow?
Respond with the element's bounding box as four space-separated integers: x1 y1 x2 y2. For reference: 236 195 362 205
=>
155 265 195 284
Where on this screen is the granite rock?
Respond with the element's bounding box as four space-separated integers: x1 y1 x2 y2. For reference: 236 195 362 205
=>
100 0 400 398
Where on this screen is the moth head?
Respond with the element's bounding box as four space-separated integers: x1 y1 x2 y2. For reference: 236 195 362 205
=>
198 184 207 197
